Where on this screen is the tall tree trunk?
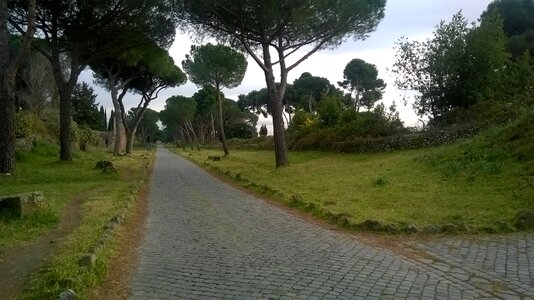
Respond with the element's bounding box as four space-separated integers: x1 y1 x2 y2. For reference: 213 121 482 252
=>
110 86 126 155
58 87 73 161
268 82 289 167
178 129 185 149
355 89 361 112
0 0 36 173
210 112 216 141
198 122 205 144
182 127 193 151
216 84 229 156
0 0 13 174
262 43 288 167
185 118 200 151
51 50 82 162
0 88 14 174
125 128 136 154
121 97 151 155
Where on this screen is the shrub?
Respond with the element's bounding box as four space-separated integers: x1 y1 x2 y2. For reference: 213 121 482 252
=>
74 125 102 152
259 124 268 137
316 95 342 127
15 112 47 138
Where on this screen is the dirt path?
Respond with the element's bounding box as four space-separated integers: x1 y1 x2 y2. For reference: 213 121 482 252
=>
0 192 86 299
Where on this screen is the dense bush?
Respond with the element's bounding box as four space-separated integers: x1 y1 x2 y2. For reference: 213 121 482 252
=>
288 104 408 152
224 123 257 140
15 112 48 138
74 125 102 152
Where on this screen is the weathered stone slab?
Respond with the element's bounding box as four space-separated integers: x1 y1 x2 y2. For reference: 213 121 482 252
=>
0 191 45 218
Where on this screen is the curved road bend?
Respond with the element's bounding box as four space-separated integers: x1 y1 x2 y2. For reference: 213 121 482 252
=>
129 146 533 299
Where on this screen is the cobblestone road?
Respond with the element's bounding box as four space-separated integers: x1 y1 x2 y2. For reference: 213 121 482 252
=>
129 147 533 299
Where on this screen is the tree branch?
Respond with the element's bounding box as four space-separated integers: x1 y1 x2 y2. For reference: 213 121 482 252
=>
8 0 37 87
287 40 328 72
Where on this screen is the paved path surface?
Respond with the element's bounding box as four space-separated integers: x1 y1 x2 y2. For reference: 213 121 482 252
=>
129 147 534 299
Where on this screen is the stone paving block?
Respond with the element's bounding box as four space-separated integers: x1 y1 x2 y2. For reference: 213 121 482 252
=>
129 147 534 299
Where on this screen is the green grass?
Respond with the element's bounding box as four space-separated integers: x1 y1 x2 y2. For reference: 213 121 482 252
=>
0 141 154 299
170 115 534 233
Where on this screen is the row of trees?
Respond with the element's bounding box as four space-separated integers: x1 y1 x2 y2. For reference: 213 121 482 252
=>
177 0 387 167
3 0 390 171
159 86 258 149
2 0 188 173
238 58 387 124
6 0 530 171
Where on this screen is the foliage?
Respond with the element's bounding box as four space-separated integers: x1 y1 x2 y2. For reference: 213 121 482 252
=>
178 0 387 167
190 86 217 142
74 125 102 152
159 95 198 147
316 95 343 127
10 0 179 161
392 12 509 123
222 98 258 139
192 86 217 116
288 110 319 133
259 124 268 137
92 34 186 154
72 82 103 130
288 72 342 113
288 95 406 152
160 96 197 130
238 88 271 117
182 43 247 90
482 0 534 58
129 108 160 145
339 58 386 111
15 111 47 138
107 110 114 132
182 43 248 155
502 51 534 107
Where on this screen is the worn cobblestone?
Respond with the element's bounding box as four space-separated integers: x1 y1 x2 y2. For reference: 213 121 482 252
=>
406 234 534 298
129 147 533 299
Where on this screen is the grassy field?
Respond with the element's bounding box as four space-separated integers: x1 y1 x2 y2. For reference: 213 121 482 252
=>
170 117 534 233
0 141 153 299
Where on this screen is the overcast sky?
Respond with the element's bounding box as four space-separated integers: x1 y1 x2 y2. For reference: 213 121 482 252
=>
80 0 493 128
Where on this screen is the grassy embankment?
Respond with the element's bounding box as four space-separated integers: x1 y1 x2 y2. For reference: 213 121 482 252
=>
170 113 534 233
0 141 153 299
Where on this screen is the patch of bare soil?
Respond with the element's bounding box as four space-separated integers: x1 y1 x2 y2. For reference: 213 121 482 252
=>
89 169 152 300
0 192 86 300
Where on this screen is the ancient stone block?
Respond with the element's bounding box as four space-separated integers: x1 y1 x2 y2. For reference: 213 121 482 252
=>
0 191 45 218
